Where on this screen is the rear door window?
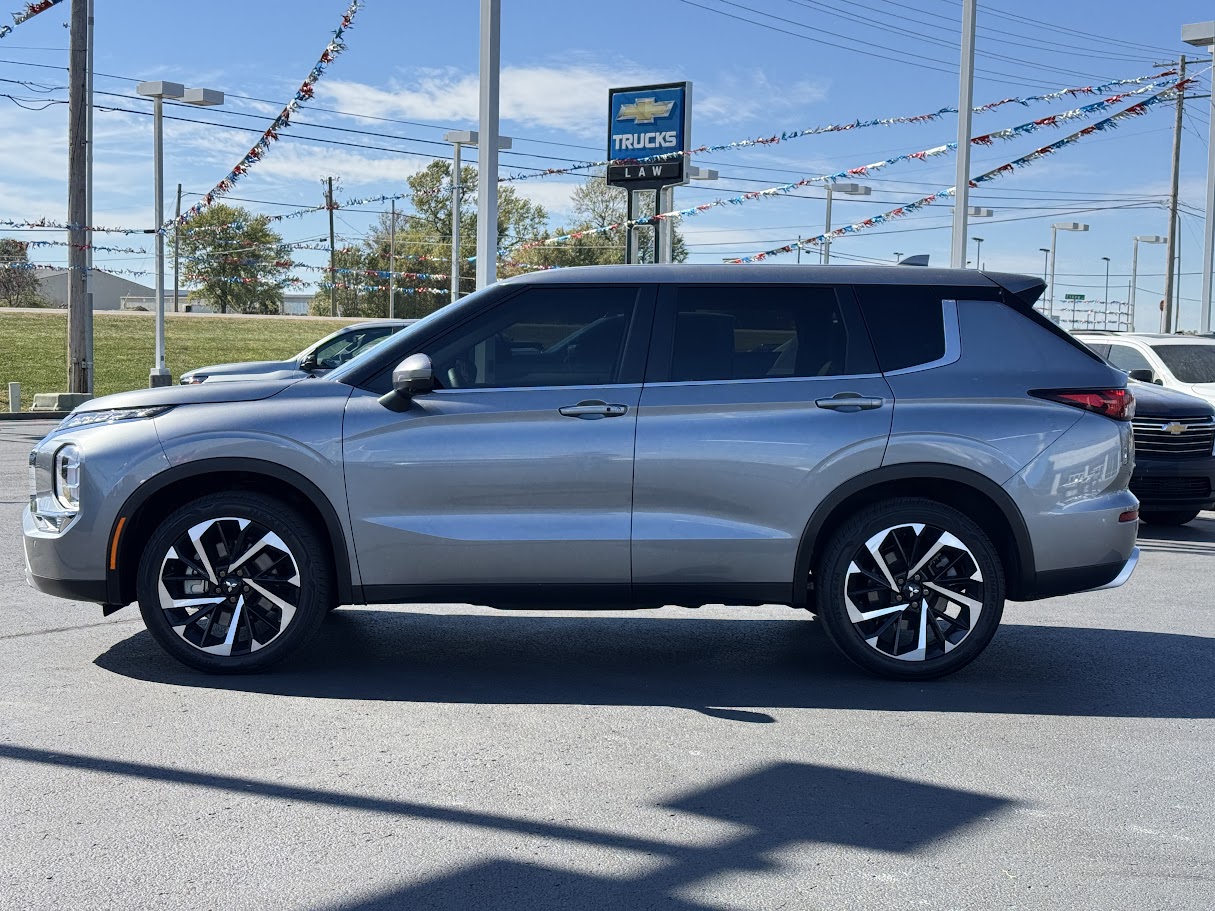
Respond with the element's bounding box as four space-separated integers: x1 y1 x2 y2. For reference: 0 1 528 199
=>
1106 344 1152 374
661 285 877 382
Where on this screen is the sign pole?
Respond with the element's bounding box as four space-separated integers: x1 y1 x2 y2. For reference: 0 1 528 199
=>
625 190 637 265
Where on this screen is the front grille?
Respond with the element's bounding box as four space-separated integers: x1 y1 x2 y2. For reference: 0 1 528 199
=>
1131 415 1215 458
1132 476 1211 499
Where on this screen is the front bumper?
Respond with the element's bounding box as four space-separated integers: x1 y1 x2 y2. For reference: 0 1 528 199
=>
1130 457 1215 511
25 567 109 604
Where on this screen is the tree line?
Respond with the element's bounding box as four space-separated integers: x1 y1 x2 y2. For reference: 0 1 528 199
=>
171 165 687 317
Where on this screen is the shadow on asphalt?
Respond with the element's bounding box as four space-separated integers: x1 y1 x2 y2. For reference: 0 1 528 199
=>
0 743 1011 910
1136 515 1215 558
94 611 1215 720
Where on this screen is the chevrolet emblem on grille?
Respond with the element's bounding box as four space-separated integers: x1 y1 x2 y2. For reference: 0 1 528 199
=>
1161 422 1188 434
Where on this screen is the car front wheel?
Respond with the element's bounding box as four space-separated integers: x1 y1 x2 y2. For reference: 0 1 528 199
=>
814 498 1005 681
136 492 332 673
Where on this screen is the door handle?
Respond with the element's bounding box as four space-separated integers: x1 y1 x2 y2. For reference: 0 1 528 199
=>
815 392 885 412
559 400 629 419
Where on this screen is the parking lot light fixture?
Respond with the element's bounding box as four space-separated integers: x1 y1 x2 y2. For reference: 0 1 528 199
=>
136 80 224 387
823 183 871 264
1130 235 1167 332
1047 222 1089 318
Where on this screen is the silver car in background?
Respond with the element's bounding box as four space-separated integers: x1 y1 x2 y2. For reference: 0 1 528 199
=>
25 265 1139 680
179 319 416 384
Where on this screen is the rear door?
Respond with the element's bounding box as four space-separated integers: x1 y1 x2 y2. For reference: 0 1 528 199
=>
631 283 893 599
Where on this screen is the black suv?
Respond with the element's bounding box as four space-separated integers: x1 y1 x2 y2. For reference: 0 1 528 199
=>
1128 380 1215 525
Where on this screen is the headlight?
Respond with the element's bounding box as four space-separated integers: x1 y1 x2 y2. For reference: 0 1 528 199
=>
54 444 81 511
181 374 207 385
58 405 173 430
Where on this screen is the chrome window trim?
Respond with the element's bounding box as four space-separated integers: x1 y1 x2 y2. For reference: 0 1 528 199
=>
643 373 885 389
428 382 644 395
880 298 960 377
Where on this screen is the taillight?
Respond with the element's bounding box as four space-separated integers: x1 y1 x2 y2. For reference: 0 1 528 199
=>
1031 388 1135 421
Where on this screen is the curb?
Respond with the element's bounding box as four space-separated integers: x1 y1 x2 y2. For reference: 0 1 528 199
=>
0 412 68 422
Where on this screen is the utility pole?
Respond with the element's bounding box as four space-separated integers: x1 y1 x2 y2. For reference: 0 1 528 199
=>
388 198 396 319
173 183 181 313
66 0 90 394
1161 56 1188 334
326 176 337 317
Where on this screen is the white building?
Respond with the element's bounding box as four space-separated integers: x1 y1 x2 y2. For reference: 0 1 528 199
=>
37 270 154 311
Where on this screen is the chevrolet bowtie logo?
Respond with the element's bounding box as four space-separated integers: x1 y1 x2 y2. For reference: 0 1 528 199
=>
617 97 675 124
1163 422 1187 435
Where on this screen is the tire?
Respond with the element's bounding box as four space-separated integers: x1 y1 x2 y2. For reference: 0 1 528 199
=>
136 492 333 673
814 497 1005 681
1139 509 1200 526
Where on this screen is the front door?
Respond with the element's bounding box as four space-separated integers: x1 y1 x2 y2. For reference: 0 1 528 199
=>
343 284 653 603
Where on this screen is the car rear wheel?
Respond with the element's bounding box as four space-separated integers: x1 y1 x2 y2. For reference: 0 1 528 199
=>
1139 509 1200 526
136 492 332 673
814 498 1005 681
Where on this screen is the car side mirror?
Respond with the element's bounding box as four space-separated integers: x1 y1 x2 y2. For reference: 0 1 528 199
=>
378 353 433 412
1127 368 1155 383
299 352 319 372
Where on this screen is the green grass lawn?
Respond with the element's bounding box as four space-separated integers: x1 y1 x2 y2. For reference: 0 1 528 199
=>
0 310 362 409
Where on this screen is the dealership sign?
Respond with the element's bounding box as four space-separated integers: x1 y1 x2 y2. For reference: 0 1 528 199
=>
607 82 691 189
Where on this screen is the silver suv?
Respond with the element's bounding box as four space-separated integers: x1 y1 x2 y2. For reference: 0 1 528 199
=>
24 265 1140 680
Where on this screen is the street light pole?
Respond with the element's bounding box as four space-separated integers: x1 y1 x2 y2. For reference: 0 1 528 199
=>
1101 255 1111 324
1039 247 1050 287
1130 235 1166 332
450 137 462 303
388 197 396 319
446 130 511 300
138 82 223 386
476 0 501 290
951 0 977 268
1047 222 1089 318
972 237 983 270
1183 22 1215 332
822 182 870 264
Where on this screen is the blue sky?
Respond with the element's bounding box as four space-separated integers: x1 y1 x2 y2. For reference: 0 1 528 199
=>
0 0 1212 330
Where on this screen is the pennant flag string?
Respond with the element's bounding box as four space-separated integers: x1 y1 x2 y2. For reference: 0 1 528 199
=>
725 80 1192 264
513 77 1193 256
0 0 64 39
177 0 363 226
500 70 1180 184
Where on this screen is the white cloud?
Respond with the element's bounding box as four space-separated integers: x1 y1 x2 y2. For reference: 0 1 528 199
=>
320 61 831 139
250 146 437 187
322 62 667 138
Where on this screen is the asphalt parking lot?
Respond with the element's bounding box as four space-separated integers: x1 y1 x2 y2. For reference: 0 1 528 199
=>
1 420 1213 911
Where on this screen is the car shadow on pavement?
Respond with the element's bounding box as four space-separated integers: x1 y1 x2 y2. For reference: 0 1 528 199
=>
94 611 1215 720
0 743 1011 911
1136 515 1215 558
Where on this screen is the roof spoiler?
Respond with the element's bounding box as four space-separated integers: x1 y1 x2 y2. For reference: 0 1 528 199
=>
985 271 1046 309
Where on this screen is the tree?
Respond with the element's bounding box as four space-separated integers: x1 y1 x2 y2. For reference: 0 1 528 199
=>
309 161 551 318
174 204 291 314
520 174 689 270
0 239 48 307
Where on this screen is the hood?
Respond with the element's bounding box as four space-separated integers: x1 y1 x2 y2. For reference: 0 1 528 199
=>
180 359 298 380
1129 380 1215 418
75 377 307 412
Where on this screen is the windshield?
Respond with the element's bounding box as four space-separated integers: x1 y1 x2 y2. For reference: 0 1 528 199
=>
1151 344 1215 384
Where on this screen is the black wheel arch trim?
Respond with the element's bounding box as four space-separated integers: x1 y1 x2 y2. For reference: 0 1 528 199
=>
794 462 1036 606
107 457 356 606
